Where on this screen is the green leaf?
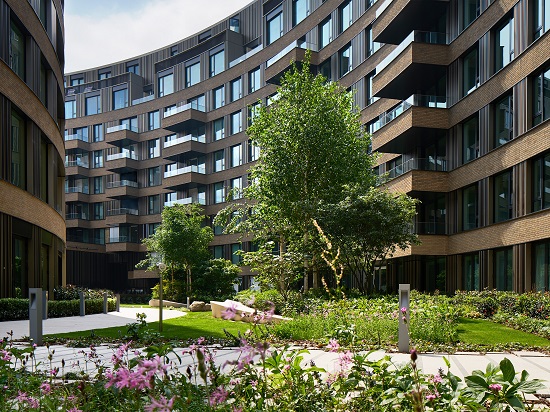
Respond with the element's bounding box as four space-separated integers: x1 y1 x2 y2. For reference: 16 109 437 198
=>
500 358 515 383
465 374 490 392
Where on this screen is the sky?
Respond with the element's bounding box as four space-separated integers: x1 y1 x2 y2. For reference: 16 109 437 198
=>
64 0 253 73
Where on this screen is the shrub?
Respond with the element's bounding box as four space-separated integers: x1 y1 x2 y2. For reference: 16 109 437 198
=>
0 299 29 321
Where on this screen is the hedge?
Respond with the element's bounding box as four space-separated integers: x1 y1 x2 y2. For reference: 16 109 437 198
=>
0 298 116 321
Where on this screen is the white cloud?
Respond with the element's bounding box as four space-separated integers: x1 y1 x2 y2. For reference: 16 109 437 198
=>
65 0 252 73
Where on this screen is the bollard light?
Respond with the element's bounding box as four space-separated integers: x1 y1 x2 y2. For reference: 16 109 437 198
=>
158 262 167 332
398 284 410 353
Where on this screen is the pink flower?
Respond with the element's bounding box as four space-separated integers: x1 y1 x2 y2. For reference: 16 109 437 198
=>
426 394 436 401
68 409 83 412
401 307 407 314
209 385 228 406
40 382 51 394
222 303 238 320
327 338 340 353
432 374 443 384
144 395 176 412
489 383 503 392
197 337 206 345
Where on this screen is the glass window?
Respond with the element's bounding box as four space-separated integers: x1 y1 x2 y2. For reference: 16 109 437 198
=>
495 17 514 72
533 153 550 212
98 71 111 80
293 0 308 26
148 111 160 130
231 243 242 264
231 144 242 167
65 100 76 119
249 68 261 93
71 77 84 86
214 150 225 172
93 150 103 168
186 62 200 87
463 0 480 29
93 203 104 220
366 26 381 57
230 16 240 33
231 177 243 200
213 245 224 258
462 116 479 163
86 95 101 116
494 93 513 147
210 50 225 77
463 46 479 96
40 139 48 201
126 64 139 75
214 182 225 204
213 118 225 141
339 0 352 33
148 167 161 186
213 86 225 109
148 139 160 159
189 95 205 111
148 195 161 215
10 20 25 80
121 117 138 132
463 184 478 230
494 170 513 223
10 110 26 190
319 17 332 49
494 248 513 291
230 111 242 135
113 88 128 110
319 60 331 81
266 7 283 45
463 253 480 291
533 68 550 126
534 0 550 39
40 62 47 106
230 78 242 102
249 140 260 162
158 73 174 97
339 44 352 77
93 176 104 194
93 124 103 142
248 103 261 126
74 127 88 142
534 241 550 291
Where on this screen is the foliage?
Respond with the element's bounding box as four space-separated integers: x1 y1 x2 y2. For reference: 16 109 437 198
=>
138 203 213 294
0 299 29 321
318 188 419 294
192 258 240 302
53 285 115 300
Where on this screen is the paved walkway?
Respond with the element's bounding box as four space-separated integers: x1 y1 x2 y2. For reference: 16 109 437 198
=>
2 309 550 396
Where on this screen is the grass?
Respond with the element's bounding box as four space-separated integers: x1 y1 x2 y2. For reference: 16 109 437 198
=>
48 312 250 341
457 317 550 346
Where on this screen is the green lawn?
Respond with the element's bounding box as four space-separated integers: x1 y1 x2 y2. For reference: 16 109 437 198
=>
48 312 251 341
457 317 550 346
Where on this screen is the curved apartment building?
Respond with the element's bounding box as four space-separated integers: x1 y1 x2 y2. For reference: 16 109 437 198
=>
65 0 550 293
0 0 66 298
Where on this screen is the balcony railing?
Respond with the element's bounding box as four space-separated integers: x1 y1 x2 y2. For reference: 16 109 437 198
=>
265 39 317 68
164 196 206 207
106 124 139 134
106 208 139 216
229 45 264 68
384 157 447 181
65 158 89 168
65 134 89 142
164 165 206 178
163 102 206 118
66 212 88 220
67 234 105 245
375 0 392 18
106 152 140 161
107 180 139 189
163 133 206 148
376 30 448 74
372 94 447 133
65 186 89 194
108 236 140 244
132 95 155 105
413 221 446 235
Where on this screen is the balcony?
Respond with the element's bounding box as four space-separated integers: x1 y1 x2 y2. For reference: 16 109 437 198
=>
106 180 140 199
264 40 318 85
65 186 90 203
162 103 207 133
105 124 139 147
106 240 145 253
373 31 447 100
131 95 155 105
163 134 207 161
66 212 88 220
163 166 208 190
65 158 90 177
107 208 139 216
164 195 206 207
373 0 449 45
105 209 140 226
371 95 448 153
381 158 449 193
105 152 140 173
413 221 446 235
229 44 263 68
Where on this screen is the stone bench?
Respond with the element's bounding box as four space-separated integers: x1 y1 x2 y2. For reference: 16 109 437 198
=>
210 300 291 324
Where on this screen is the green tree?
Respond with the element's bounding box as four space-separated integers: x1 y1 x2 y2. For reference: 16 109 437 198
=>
138 203 213 295
318 187 419 294
244 53 376 289
192 258 241 301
